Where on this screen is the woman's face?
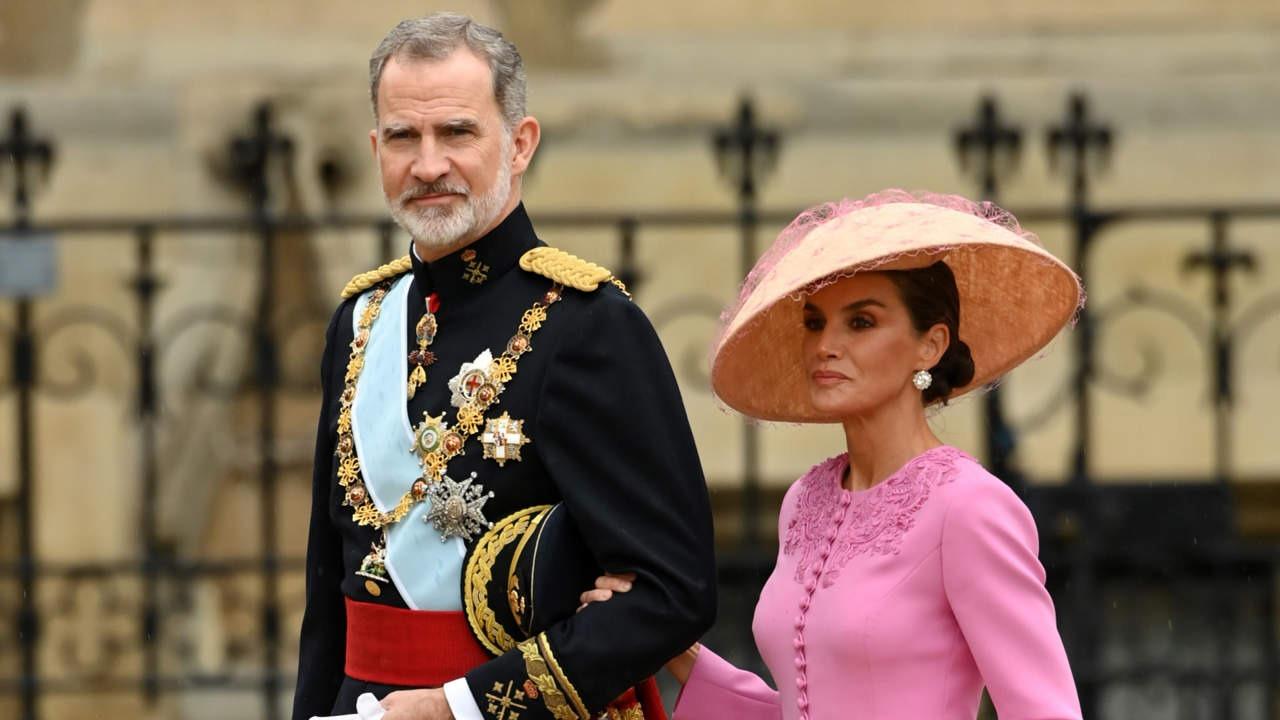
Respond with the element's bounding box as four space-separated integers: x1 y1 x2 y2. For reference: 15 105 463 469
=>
801 272 948 418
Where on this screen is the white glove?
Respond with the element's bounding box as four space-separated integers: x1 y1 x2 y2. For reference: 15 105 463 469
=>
309 692 386 720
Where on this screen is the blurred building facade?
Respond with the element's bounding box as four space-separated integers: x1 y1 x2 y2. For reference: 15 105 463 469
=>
1 1 1280 718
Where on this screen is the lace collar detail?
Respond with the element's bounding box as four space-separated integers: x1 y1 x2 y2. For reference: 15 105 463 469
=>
783 446 968 586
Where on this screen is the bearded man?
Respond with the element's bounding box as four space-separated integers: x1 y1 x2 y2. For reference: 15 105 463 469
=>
291 12 717 720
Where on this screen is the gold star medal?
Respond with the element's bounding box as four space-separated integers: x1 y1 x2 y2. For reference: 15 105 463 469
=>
411 411 449 456
481 412 530 467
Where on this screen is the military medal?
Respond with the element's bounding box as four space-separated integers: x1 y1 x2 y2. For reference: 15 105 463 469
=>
334 278 563 558
449 350 501 408
481 412 530 467
332 247 616 588
356 539 390 596
407 293 440 400
411 411 449 455
425 472 494 542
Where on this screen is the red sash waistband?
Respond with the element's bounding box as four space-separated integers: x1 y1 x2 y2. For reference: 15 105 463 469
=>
344 597 491 687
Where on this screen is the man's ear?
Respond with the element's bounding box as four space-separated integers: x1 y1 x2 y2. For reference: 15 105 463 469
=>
509 116 541 178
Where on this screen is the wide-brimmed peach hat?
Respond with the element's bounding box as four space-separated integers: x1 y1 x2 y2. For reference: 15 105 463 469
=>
711 189 1083 423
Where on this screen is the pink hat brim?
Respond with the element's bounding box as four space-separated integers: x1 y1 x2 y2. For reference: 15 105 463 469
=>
710 201 1083 423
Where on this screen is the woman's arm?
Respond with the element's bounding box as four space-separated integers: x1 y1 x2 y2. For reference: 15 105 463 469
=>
671 645 781 720
941 478 1082 720
580 577 781 720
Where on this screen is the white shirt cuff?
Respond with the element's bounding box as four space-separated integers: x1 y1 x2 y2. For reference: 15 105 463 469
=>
443 678 484 720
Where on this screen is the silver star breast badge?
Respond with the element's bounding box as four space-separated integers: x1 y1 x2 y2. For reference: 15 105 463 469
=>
448 349 495 409
424 472 494 542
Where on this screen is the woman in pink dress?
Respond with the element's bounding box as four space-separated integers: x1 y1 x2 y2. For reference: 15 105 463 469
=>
584 190 1085 720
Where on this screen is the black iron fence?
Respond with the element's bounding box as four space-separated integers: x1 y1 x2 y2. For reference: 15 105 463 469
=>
1 94 1278 720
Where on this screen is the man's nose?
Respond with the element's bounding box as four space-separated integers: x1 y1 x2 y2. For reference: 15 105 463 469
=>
409 138 451 183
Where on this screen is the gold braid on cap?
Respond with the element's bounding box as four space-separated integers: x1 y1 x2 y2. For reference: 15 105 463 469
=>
463 505 552 656
520 247 617 293
341 256 413 299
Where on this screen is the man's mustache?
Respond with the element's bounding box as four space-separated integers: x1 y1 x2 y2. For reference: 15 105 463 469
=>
398 182 470 206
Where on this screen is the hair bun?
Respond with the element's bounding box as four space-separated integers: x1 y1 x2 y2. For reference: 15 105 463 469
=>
925 338 976 404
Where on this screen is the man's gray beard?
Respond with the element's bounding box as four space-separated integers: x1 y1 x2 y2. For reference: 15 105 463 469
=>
386 151 513 253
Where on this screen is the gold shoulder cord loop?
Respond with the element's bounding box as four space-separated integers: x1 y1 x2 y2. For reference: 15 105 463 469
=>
341 255 413 299
520 247 614 293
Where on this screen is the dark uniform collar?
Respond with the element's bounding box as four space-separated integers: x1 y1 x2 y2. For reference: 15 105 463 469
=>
409 203 538 304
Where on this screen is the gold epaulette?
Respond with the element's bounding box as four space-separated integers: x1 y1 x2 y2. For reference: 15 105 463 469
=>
340 255 413 299
519 247 619 293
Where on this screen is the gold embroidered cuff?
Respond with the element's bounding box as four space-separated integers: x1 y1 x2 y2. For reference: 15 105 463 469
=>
537 633 589 719
518 637 583 720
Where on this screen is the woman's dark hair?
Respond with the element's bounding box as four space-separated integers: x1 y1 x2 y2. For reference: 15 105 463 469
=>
884 262 975 405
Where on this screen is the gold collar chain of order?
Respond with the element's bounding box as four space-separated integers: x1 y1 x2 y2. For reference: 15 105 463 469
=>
334 282 565 532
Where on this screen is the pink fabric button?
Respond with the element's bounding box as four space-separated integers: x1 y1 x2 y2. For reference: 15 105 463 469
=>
795 677 807 690
799 596 810 611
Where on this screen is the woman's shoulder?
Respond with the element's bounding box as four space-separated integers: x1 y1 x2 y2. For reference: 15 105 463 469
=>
936 450 1024 503
933 450 1038 543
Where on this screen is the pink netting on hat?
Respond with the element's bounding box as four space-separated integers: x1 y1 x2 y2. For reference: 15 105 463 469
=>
714 189 1044 354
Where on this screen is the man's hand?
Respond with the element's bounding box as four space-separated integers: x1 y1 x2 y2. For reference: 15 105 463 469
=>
379 688 453 720
577 572 636 611
578 572 700 686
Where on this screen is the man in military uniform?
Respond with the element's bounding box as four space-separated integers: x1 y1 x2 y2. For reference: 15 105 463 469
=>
291 13 717 720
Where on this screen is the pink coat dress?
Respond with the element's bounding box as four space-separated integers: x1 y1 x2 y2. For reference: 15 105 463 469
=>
674 446 1082 720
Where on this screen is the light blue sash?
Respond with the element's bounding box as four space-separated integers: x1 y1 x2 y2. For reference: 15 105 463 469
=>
350 274 464 610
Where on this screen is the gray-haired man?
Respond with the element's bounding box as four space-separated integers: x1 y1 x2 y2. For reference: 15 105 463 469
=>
292 13 716 720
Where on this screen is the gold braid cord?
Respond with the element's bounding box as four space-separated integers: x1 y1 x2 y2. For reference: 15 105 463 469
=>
341 255 412 299
519 247 614 293
463 505 551 656
519 637 586 720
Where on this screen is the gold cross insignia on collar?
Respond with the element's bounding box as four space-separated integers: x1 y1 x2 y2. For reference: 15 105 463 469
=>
463 259 490 284
485 680 529 720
